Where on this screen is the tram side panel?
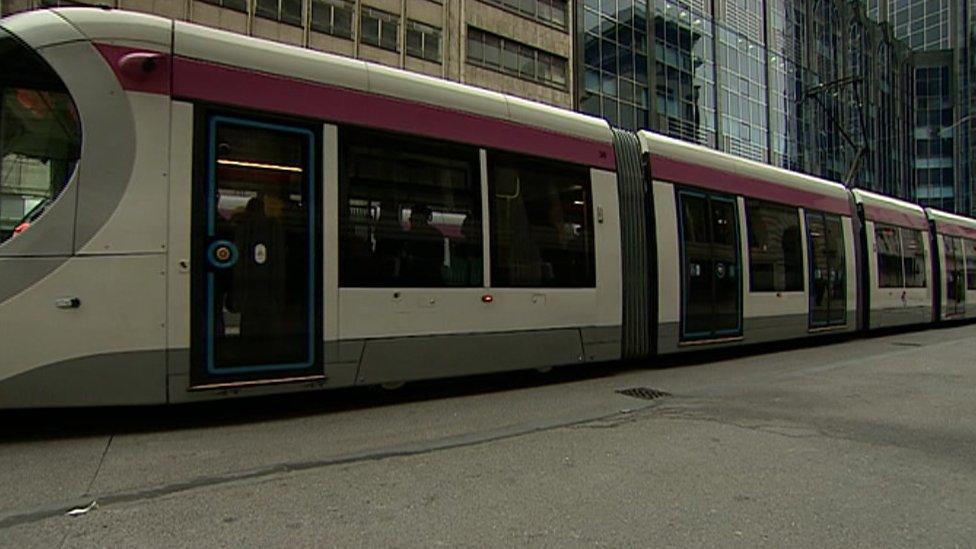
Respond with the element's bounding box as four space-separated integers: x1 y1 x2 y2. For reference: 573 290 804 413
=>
642 130 861 355
344 150 624 386
0 24 169 407
652 181 858 356
651 180 680 353
853 191 934 330
165 100 193 400
927 212 976 322
738 198 811 343
933 231 962 321
862 219 933 328
964 239 976 320
168 115 624 398
160 12 623 398
943 215 976 321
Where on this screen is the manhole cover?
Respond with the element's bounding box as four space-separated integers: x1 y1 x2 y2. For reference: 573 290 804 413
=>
615 387 672 400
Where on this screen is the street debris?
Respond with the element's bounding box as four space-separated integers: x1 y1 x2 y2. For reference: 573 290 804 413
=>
66 501 98 517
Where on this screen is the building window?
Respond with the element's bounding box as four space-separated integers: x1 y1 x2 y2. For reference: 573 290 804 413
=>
406 20 442 63
716 24 768 162
480 0 568 30
466 28 567 90
745 199 803 292
311 0 353 38
255 0 304 26
361 7 399 52
488 151 594 287
580 0 652 131
198 0 248 12
339 128 482 288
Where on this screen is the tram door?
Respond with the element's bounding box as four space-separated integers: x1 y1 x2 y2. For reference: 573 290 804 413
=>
944 235 965 317
806 212 846 327
191 115 320 387
678 190 742 341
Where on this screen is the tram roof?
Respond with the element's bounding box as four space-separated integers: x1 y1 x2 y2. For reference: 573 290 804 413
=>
12 7 615 158
638 131 852 215
853 189 929 231
927 208 976 239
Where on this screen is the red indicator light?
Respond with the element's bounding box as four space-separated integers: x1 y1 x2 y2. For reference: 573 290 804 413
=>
481 294 493 303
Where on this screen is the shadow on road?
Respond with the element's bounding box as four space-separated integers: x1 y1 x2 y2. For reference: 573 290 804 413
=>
1 325 943 441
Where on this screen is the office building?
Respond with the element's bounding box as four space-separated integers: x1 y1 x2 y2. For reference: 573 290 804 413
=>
869 0 974 214
577 0 917 198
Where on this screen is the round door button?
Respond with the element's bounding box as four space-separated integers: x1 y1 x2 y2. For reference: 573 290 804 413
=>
207 240 239 268
215 246 232 262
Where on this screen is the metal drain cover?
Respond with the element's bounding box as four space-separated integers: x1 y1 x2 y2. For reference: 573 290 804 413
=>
615 387 671 400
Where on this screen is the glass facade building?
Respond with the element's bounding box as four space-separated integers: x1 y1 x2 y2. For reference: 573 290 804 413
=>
577 0 916 199
868 0 974 214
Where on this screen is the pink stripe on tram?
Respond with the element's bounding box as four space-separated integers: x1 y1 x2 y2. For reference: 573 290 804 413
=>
95 44 171 95
650 155 852 216
169 56 616 170
863 205 929 231
937 221 976 239
93 43 615 169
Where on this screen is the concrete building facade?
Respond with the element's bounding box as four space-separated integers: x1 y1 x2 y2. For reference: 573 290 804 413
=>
0 0 575 108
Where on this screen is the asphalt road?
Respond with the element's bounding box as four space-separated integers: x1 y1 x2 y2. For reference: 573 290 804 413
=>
2 324 976 547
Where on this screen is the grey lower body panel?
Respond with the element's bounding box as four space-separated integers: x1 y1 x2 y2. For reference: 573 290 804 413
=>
870 306 932 329
657 314 856 354
358 327 620 385
0 351 167 408
1 326 621 408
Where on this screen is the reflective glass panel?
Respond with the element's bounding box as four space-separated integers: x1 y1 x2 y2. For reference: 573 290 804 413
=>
0 29 81 244
489 152 594 287
340 128 482 288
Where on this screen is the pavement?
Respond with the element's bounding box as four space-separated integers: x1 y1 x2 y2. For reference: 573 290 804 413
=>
2 323 976 547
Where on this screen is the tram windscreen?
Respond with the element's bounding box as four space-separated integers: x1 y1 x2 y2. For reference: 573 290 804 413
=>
0 28 81 244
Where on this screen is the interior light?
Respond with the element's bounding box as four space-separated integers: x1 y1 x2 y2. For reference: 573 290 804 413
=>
217 159 303 173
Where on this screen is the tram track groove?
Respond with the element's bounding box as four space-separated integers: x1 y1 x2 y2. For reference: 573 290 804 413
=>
0 400 662 530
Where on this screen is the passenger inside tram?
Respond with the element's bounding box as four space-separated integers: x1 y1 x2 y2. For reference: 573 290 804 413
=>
400 203 445 286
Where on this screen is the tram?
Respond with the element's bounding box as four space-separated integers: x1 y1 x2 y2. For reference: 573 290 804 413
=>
1 8 974 408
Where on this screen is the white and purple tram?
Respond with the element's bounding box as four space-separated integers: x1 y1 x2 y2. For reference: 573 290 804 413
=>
0 8 973 407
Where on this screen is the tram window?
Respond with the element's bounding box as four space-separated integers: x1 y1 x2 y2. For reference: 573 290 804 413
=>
0 29 81 245
944 235 965 302
967 239 976 290
875 223 904 288
745 199 802 292
488 152 594 287
339 128 482 287
902 228 927 288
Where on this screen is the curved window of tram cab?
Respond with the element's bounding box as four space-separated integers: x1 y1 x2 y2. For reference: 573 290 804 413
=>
0 28 81 244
